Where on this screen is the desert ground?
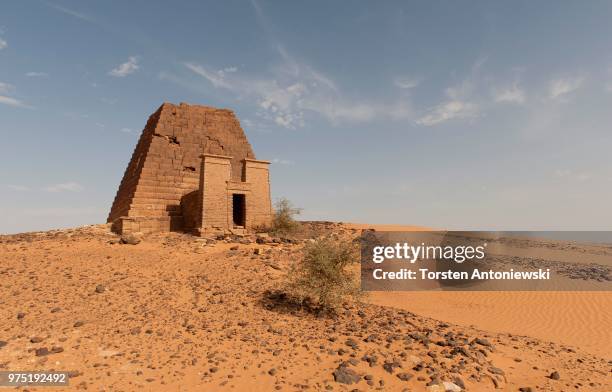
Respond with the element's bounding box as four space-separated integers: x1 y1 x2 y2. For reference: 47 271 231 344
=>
0 222 610 391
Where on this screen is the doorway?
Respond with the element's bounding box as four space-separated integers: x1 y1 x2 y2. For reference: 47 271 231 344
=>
232 194 246 227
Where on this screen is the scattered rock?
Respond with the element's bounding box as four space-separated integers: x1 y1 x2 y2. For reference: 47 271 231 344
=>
383 360 401 374
549 371 560 380
0 341 7 349
120 233 141 245
488 366 505 375
30 337 44 343
345 338 358 349
67 370 82 378
474 337 492 347
452 376 465 389
442 381 463 391
95 285 106 294
332 365 361 385
396 372 413 381
35 347 50 356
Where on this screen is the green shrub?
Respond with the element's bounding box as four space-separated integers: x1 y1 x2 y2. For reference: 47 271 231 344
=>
286 237 361 310
272 198 302 235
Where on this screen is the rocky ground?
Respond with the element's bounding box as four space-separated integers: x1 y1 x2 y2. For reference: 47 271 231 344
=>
0 223 610 391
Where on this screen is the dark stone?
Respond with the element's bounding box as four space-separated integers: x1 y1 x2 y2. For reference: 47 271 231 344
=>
383 360 401 374
549 371 560 380
488 366 505 375
396 372 413 381
362 354 378 367
120 233 141 245
345 338 358 349
427 377 441 386
475 338 492 346
453 375 466 389
95 285 105 294
333 365 361 385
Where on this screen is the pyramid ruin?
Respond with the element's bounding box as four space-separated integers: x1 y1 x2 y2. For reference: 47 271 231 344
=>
108 102 272 235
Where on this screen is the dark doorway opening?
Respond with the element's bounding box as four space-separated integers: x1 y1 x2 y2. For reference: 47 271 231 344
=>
232 194 246 227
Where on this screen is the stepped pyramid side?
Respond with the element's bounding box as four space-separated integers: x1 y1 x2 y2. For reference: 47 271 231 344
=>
107 102 259 233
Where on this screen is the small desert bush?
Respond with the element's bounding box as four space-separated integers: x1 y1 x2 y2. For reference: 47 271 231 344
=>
271 198 302 235
286 237 362 311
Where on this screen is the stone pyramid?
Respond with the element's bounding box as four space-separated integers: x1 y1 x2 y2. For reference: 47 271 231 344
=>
108 102 270 234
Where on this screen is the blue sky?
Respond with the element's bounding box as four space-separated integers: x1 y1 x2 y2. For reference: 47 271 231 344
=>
1 0 612 233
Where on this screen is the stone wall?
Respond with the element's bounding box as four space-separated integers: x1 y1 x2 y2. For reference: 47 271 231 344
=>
199 154 232 229
244 159 273 229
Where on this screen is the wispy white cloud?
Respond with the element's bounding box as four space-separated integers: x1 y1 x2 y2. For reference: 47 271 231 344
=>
43 182 84 192
272 158 295 165
184 49 413 128
120 127 133 133
7 184 29 192
549 76 584 100
445 79 475 100
184 63 232 88
48 3 94 23
393 76 421 89
109 56 139 77
417 72 480 126
178 2 413 129
0 37 6 50
493 82 525 104
0 84 31 109
222 66 238 73
302 98 413 123
554 169 593 182
417 100 479 126
25 72 48 77
0 96 28 108
0 82 12 94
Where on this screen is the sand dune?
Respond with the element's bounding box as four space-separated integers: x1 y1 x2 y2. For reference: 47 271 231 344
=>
352 223 612 358
368 291 611 358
